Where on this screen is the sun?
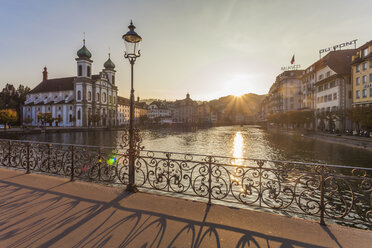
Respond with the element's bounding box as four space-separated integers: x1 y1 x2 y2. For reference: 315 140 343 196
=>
232 93 244 98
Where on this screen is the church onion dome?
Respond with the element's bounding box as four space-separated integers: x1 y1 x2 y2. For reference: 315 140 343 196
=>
77 40 92 59
104 54 115 69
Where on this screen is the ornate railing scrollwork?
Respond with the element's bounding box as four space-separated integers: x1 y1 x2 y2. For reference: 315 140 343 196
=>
0 138 371 230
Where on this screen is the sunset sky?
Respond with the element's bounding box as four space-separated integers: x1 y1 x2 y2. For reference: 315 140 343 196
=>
0 0 371 101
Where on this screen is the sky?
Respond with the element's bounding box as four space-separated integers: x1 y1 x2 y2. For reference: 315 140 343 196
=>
0 0 371 101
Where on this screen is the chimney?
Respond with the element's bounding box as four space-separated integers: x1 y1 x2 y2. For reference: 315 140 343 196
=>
43 67 48 81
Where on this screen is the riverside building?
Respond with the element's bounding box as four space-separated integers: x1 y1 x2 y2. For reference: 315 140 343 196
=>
263 70 304 116
23 41 118 127
311 49 355 130
117 96 148 125
351 40 372 107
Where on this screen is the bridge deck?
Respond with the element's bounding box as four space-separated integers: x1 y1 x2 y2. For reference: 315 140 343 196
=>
0 168 370 248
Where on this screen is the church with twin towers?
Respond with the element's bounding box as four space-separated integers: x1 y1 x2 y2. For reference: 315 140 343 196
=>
23 40 119 127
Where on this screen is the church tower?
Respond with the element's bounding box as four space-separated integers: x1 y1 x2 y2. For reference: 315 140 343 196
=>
103 53 116 84
76 39 93 78
75 39 93 127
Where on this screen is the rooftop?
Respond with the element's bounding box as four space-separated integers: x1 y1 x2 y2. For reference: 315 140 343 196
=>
29 77 75 94
0 168 370 247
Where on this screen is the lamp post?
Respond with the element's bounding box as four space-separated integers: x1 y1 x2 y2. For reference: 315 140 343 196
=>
122 20 142 192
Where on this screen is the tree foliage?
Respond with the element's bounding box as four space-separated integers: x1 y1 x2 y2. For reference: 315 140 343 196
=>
0 84 30 125
37 112 54 126
268 110 314 128
0 109 18 128
89 113 101 125
347 106 372 130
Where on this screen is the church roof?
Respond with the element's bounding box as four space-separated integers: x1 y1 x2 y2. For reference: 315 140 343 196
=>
104 54 115 69
29 77 75 94
77 45 92 59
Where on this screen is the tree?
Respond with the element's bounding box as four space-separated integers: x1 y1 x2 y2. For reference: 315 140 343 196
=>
0 84 30 125
89 113 101 127
37 112 54 127
0 109 18 129
23 117 33 126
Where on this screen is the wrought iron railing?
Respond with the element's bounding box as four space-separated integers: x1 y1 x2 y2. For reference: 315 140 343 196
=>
0 138 371 230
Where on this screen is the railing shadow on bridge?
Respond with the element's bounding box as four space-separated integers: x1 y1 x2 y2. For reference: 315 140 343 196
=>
0 138 371 231
0 177 331 248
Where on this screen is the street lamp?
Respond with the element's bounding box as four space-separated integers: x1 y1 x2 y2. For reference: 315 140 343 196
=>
122 20 142 192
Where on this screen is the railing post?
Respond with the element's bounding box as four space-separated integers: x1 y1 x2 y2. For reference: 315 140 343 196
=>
319 166 326 225
208 156 212 205
26 143 30 174
70 146 75 181
98 148 102 181
8 140 11 166
48 144 51 172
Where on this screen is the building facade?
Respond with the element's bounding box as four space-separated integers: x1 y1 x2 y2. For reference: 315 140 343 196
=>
173 93 198 123
351 40 372 107
261 70 304 120
23 41 118 127
147 101 172 123
313 50 355 130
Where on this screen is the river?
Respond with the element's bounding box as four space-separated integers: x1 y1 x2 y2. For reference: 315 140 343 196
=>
2 125 372 167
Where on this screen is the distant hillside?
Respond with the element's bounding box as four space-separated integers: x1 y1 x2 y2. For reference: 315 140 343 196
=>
140 93 266 116
208 93 266 116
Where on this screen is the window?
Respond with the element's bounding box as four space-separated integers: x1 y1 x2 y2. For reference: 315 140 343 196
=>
333 93 337 100
363 89 367 98
370 74 372 82
326 71 330 77
362 75 367 83
58 106 61 110
324 83 328 89
328 94 332 101
87 66 91 77
318 86 323 92
363 48 369 57
88 91 91 101
112 75 115 84
356 90 360 99
77 110 81 120
363 62 367 70
356 77 360 85
318 74 323 80
322 96 326 102
78 65 82 76
48 107 50 111
370 60 372 68
77 90 81 100
356 65 360 72
370 88 372 97
330 81 335 88
69 114 72 122
103 92 106 103
70 106 72 110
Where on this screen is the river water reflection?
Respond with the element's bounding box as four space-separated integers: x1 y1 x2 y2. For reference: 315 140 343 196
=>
4 125 372 167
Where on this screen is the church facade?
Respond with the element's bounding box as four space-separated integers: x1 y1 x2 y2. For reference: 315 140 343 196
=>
23 41 118 127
